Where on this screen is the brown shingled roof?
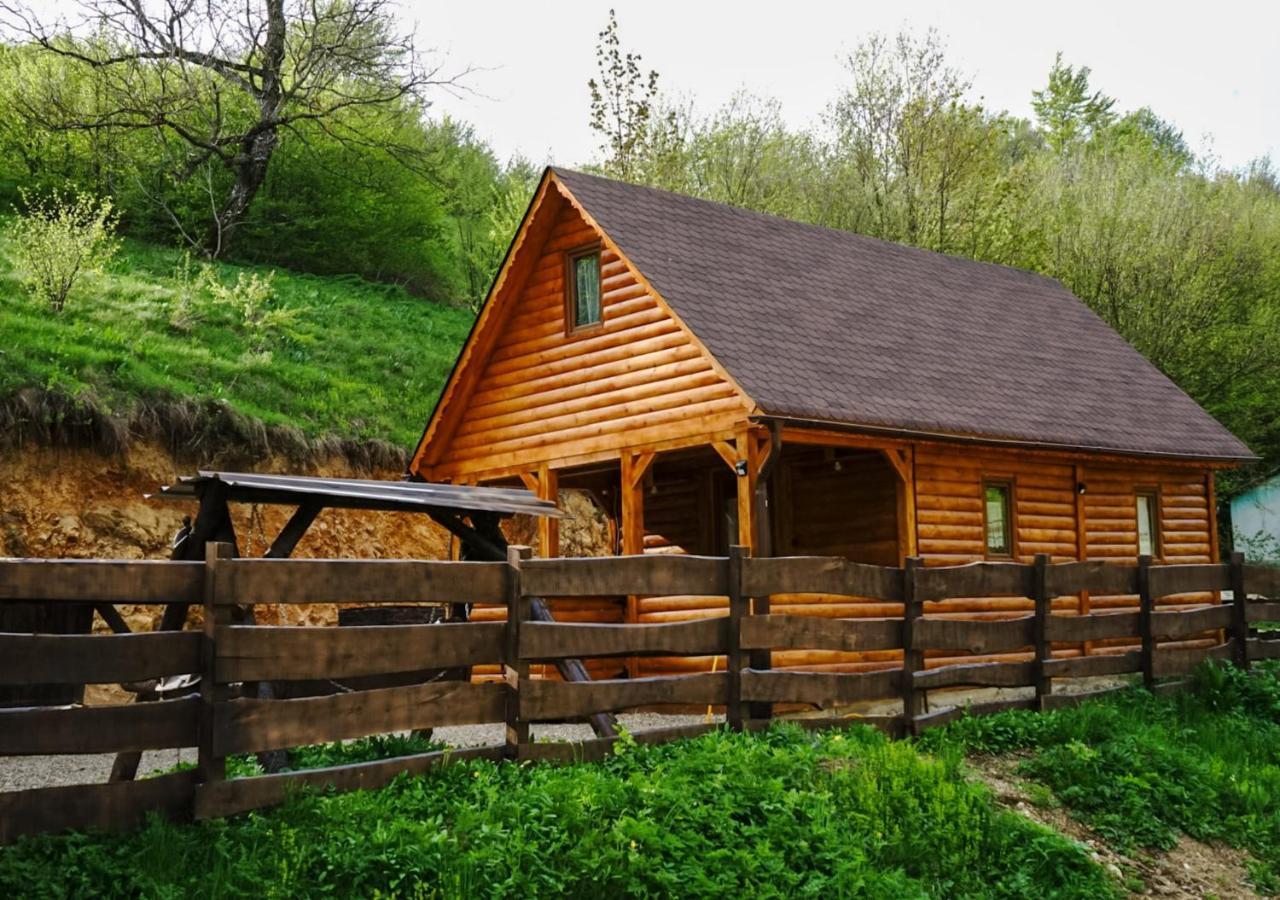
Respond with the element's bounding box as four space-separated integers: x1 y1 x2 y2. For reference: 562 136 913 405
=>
554 167 1253 462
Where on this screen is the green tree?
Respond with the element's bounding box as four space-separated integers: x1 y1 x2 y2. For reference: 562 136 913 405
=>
588 9 662 180
1032 53 1116 153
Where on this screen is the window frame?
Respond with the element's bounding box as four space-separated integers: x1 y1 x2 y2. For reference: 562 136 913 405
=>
982 478 1017 560
564 243 604 336
1135 486 1162 560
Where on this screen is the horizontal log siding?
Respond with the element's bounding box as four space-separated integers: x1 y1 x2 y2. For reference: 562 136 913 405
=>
1081 466 1213 612
430 202 750 478
914 448 1078 570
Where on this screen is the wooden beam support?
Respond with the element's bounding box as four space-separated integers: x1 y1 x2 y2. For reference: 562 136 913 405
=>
264 500 323 559
889 445 918 563
535 464 560 559
710 440 739 473
734 431 755 553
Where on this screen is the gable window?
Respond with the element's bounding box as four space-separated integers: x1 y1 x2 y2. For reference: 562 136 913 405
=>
984 481 1014 558
1136 490 1160 558
566 247 602 331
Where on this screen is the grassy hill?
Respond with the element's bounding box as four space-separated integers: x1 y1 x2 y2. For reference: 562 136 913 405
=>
0 223 474 456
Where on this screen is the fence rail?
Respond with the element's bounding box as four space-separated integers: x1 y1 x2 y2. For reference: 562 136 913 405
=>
0 546 1277 842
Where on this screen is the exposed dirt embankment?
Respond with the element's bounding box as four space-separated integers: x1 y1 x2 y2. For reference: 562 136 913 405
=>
0 441 452 630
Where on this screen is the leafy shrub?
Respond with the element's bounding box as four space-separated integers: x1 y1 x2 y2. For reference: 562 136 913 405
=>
200 267 302 351
7 190 119 311
0 725 1116 898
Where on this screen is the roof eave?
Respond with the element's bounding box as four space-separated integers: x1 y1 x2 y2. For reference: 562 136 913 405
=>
753 414 1258 467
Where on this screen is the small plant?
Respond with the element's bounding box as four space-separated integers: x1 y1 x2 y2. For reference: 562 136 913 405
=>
200 266 303 350
166 252 205 332
8 190 119 311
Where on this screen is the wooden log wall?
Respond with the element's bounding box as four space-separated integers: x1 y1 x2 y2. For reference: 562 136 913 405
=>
422 198 751 481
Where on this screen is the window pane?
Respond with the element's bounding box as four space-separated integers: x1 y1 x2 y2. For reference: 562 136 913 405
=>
984 485 1011 556
574 254 601 327
1137 494 1156 557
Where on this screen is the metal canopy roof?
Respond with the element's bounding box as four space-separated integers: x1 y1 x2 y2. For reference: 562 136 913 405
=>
150 471 564 518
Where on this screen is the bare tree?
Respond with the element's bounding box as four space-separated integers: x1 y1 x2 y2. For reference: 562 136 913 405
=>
0 0 465 254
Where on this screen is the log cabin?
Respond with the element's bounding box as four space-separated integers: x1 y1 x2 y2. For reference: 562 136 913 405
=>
409 167 1254 677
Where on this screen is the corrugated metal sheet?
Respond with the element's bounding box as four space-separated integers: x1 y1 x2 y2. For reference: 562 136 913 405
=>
151 471 563 518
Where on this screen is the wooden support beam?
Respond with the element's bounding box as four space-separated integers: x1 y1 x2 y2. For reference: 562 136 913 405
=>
620 451 648 676
627 452 656 489
710 440 740 473
264 501 322 559
890 445 918 563
734 430 755 553
534 465 560 559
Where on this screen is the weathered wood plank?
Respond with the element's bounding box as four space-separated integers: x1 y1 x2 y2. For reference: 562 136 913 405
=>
1247 639 1280 661
914 616 1034 653
913 661 1034 691
194 745 505 820
0 770 195 844
912 696 1038 732
520 672 727 721
517 723 720 764
223 559 509 606
214 681 507 756
1246 602 1280 623
1043 652 1142 678
0 697 199 755
216 623 505 682
519 618 726 660
1044 612 1141 643
520 555 729 598
1245 564 1280 599
738 669 900 706
1152 642 1233 678
913 562 1033 603
739 615 902 652
0 560 203 604
0 631 201 685
740 556 903 601
1147 564 1230 598
1150 605 1232 641
1045 561 1138 597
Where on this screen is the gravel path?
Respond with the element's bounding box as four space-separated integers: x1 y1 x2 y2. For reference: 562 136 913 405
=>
0 714 719 793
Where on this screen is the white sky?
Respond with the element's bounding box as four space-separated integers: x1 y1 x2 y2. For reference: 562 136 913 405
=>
418 0 1280 172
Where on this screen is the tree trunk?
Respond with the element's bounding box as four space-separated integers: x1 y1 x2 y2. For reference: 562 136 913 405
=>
211 127 277 255
207 0 286 257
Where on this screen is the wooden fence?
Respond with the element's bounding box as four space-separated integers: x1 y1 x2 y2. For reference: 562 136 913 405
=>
2 545 1279 842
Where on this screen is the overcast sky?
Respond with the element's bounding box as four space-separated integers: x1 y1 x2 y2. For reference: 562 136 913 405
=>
419 0 1279 172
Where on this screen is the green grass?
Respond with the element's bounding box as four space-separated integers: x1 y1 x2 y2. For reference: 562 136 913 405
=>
921 661 1280 893
0 223 474 449
0 725 1115 899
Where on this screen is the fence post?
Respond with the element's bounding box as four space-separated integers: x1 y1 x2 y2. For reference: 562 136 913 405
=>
746 555 772 725
901 557 922 736
504 545 532 760
1032 553 1052 710
197 542 233 787
1230 551 1250 670
1138 554 1155 691
726 546 747 731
